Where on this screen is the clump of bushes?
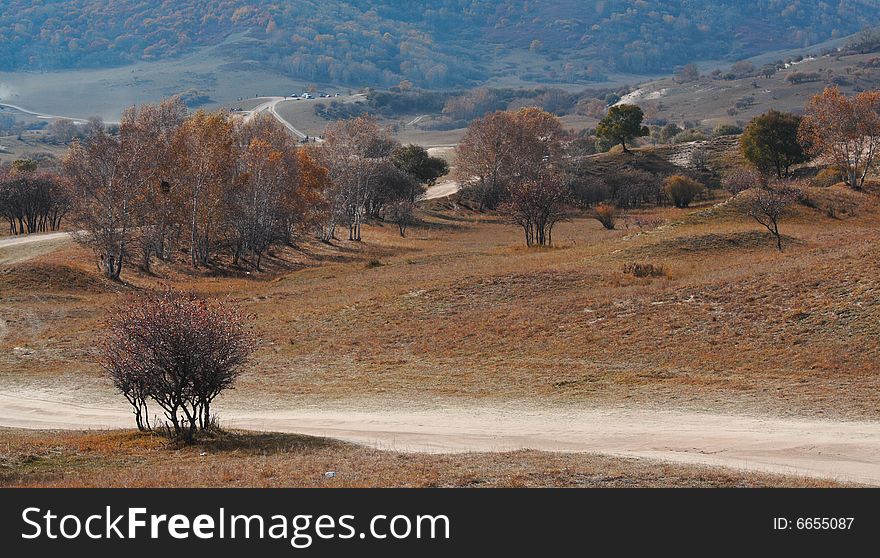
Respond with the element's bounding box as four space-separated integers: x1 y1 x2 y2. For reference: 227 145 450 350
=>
670 130 706 144
623 262 666 278
663 175 704 208
593 203 617 229
712 123 742 137
103 290 255 442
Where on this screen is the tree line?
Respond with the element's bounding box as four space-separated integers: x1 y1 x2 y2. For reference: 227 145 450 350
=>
454 86 880 250
0 159 69 235
58 99 446 279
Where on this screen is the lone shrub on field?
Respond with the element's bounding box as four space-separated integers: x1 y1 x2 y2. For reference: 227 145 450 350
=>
663 175 704 208
623 262 666 278
743 180 801 251
103 289 255 441
593 203 617 229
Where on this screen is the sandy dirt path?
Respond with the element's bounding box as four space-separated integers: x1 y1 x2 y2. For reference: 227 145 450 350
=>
420 179 460 200
0 231 71 249
0 232 73 265
1 390 878 485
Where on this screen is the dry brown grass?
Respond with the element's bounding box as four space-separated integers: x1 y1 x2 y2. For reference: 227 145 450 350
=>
1 181 879 419
0 428 844 488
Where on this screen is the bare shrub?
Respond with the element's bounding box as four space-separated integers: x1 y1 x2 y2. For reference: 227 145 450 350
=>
103 290 255 441
630 215 665 230
722 167 766 197
743 180 801 251
623 262 666 278
593 203 617 230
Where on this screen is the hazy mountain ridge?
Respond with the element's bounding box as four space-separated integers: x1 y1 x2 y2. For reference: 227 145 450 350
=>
2 1 880 87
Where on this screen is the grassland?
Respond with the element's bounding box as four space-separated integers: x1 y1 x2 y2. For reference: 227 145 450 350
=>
2 133 879 486
0 132 67 166
0 36 337 121
1 171 877 420
0 428 843 488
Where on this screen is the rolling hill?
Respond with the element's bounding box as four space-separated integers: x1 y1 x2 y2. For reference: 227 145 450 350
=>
3 1 880 89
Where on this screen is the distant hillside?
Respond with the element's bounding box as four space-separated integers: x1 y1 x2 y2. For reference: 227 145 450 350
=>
2 1 880 87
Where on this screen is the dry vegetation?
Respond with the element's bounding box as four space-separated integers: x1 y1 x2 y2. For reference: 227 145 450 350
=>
0 428 844 488
1 176 879 420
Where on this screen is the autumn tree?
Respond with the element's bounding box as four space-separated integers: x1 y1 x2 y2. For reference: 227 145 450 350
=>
388 199 416 237
0 164 69 235
596 104 649 152
295 148 332 242
456 111 516 209
225 115 301 269
455 108 563 209
744 180 801 250
740 110 809 178
799 87 880 190
64 122 141 279
103 290 255 439
371 163 418 218
50 118 79 144
174 110 236 266
391 144 449 200
659 122 682 144
319 116 396 241
674 63 700 83
500 170 569 247
123 98 188 271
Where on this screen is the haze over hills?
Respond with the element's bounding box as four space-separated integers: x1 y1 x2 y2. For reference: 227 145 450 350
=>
3 0 880 89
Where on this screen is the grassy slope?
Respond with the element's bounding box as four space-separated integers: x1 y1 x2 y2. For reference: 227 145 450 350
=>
0 428 843 488
629 51 880 128
1 161 878 419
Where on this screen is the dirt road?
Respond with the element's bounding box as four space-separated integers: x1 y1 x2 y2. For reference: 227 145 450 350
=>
0 231 71 249
0 232 73 265
245 96 312 140
420 180 460 201
0 102 119 125
1 390 877 485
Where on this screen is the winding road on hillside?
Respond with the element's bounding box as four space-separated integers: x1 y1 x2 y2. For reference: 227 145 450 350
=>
0 390 878 485
0 102 90 124
0 102 121 126
245 96 311 141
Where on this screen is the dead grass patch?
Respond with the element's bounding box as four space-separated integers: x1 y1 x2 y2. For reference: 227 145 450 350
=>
0 262 113 293
0 428 846 488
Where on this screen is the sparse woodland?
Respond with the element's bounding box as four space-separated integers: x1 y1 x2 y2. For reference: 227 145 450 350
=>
20 100 445 280
3 84 880 440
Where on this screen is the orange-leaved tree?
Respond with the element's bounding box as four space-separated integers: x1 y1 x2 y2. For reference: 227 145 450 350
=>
799 86 880 190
